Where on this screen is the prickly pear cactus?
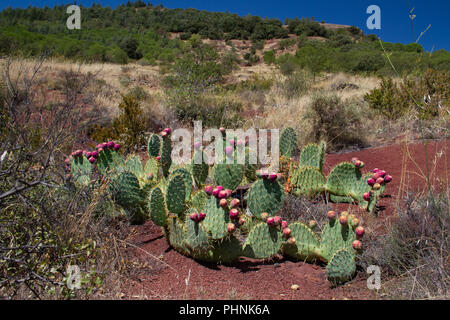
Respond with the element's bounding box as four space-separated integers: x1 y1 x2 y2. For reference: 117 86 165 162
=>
243 223 283 259
71 156 92 186
97 149 124 176
214 163 243 191
148 134 161 157
282 222 320 261
149 187 167 227
279 127 297 158
166 174 186 216
298 142 326 171
325 249 356 284
192 150 209 187
247 179 285 218
160 135 172 178
290 166 326 197
325 162 362 199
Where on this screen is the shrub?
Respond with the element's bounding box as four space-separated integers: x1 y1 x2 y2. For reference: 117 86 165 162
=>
281 70 311 99
303 94 366 151
263 50 276 64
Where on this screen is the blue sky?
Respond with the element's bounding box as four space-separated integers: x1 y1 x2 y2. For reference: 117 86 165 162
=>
1 0 449 51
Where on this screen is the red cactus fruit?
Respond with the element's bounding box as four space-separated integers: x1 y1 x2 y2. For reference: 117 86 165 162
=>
101 143 108 149
229 209 239 220
367 178 375 186
376 177 385 185
327 211 336 220
91 151 98 158
161 131 168 138
219 198 228 208
354 160 362 167
287 237 296 245
282 227 292 238
260 212 269 221
384 175 392 183
266 217 275 226
204 185 213 195
97 148 104 153
156 156 161 162
163 127 171 134
363 192 371 201
218 190 228 199
227 223 236 233
216 186 224 191
378 170 386 177
269 173 278 182
352 240 362 250
372 172 381 180
225 189 232 198
373 168 380 173
373 183 381 190
230 198 240 208
198 212 206 222
238 217 246 226
64 158 71 164
281 220 289 229
113 144 120 151
212 188 220 197
341 211 349 217
189 212 199 223
88 157 96 164
219 127 225 133
107 141 115 148
339 215 348 225
355 226 365 238
273 216 282 226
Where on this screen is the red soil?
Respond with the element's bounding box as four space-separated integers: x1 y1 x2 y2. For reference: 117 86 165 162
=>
124 139 449 300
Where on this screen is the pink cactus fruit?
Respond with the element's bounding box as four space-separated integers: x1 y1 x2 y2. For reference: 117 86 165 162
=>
161 131 168 138
229 139 235 146
156 156 161 162
363 192 371 201
367 178 375 186
96 144 103 150
101 143 108 149
339 215 348 225
113 144 120 151
229 209 239 220
219 198 228 208
230 198 240 208
378 170 386 177
273 216 282 226
282 227 292 238
351 157 358 164
327 211 336 220
269 173 278 182
354 160 362 167
204 185 214 195
189 212 199 223
373 168 380 173
281 220 289 229
238 217 246 226
64 158 71 165
216 186 224 191
107 141 115 148
212 187 220 197
163 127 171 134
384 175 392 183
86 151 92 158
88 157 96 164
218 190 228 199
352 240 362 250
236 140 244 147
225 189 232 198
266 217 275 226
376 177 385 185
198 212 206 222
91 151 99 158
227 223 236 233
260 212 269 221
260 169 269 180
355 226 365 238
219 127 225 133
97 148 104 153
287 237 296 245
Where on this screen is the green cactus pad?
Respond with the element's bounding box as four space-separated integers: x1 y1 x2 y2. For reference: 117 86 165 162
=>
149 187 167 227
71 156 92 186
319 219 356 261
203 196 230 240
325 162 362 199
247 179 285 218
166 174 186 216
282 222 321 261
190 191 208 211
244 147 258 182
290 166 326 197
279 127 297 158
108 171 146 224
184 213 210 251
125 155 144 179
168 216 188 254
329 194 354 203
325 249 356 284
243 223 283 259
192 151 209 187
170 168 193 201
193 236 242 263
160 135 172 178
298 142 325 171
97 149 124 176
144 157 159 180
147 133 161 157
214 163 244 191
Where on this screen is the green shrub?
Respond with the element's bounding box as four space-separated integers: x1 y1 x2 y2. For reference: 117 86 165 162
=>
282 70 311 99
304 94 366 151
263 50 276 64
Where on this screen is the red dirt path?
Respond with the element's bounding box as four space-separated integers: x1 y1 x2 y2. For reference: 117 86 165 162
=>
124 139 449 300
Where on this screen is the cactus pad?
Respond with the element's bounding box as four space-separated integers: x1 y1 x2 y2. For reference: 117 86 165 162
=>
71 156 92 186
325 249 356 284
319 219 356 261
192 151 209 187
148 133 161 157
149 187 167 227
243 223 283 259
298 142 325 171
170 168 193 201
282 222 320 261
214 163 244 191
97 149 124 176
184 212 210 251
166 174 186 216
247 179 285 218
203 196 230 240
290 166 326 197
279 127 297 158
